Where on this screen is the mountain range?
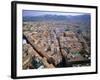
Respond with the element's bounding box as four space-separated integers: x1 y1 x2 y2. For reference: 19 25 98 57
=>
23 14 90 24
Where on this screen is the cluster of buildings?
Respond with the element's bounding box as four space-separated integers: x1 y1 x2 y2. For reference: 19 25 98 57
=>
22 22 90 69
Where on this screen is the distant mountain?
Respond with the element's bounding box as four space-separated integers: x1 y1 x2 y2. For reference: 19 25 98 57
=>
23 15 69 21
23 14 90 24
67 14 91 24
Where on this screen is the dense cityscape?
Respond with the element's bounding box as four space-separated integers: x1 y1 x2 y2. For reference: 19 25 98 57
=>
22 11 91 69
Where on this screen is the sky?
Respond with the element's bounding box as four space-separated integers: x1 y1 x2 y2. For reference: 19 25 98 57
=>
23 10 89 17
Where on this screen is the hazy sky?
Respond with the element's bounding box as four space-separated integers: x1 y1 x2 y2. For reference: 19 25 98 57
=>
23 10 89 17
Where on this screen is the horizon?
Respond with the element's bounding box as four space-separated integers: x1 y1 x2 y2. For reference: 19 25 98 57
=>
23 10 90 17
